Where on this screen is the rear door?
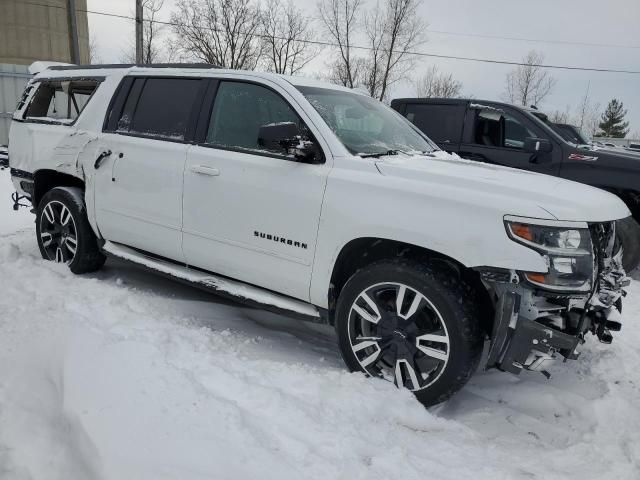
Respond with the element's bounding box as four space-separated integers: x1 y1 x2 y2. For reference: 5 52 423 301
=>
182 78 330 301
458 105 562 175
402 102 466 152
95 76 206 261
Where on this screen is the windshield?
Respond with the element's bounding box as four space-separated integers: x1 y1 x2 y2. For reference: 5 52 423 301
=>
553 124 590 145
297 86 436 156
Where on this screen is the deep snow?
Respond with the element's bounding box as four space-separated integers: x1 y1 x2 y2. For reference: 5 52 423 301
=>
0 170 639 480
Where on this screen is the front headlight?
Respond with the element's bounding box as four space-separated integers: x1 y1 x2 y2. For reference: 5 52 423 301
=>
505 218 593 291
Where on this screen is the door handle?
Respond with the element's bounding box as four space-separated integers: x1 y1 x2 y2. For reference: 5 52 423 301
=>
190 165 220 176
94 150 112 169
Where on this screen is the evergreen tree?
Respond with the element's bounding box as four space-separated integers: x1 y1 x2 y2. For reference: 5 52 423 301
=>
597 99 630 138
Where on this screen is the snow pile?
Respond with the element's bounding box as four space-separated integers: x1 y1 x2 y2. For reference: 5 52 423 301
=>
0 170 639 479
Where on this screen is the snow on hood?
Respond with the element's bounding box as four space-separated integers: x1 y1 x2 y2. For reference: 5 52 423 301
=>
375 151 630 223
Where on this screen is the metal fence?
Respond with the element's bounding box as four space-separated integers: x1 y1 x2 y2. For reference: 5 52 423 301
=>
0 64 30 146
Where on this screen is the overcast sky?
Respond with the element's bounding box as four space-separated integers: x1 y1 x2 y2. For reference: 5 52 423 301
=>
87 0 640 136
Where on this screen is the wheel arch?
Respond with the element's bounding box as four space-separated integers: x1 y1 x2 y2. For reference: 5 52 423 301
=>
327 237 494 332
33 169 85 208
610 188 640 220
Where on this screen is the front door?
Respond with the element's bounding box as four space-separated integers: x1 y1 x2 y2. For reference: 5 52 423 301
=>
94 76 205 261
458 106 562 175
182 79 330 301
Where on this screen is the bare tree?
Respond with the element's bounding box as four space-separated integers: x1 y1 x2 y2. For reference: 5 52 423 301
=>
583 102 601 138
88 35 102 64
503 50 556 107
318 0 363 88
121 0 167 64
550 108 570 124
142 0 165 64
261 0 318 75
320 0 425 100
171 0 263 69
414 65 462 98
374 0 425 101
573 81 600 140
575 82 591 130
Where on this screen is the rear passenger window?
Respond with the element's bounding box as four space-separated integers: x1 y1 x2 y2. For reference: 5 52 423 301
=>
24 79 98 124
206 81 304 155
128 78 201 140
404 104 465 144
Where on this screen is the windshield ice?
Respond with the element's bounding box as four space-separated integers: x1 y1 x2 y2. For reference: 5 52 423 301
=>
297 86 436 156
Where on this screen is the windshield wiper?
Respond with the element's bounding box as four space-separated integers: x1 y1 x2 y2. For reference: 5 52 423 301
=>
358 149 437 159
358 149 402 158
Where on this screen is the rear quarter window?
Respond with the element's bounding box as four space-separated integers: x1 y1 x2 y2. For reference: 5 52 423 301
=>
24 79 99 124
404 103 465 144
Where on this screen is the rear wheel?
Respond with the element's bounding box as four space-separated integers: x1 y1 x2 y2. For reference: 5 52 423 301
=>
335 259 484 407
36 187 105 274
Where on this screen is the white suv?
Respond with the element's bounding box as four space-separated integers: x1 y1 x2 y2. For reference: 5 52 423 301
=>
8 63 630 406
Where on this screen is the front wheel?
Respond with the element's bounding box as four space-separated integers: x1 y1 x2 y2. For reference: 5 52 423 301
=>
36 187 106 274
335 259 484 407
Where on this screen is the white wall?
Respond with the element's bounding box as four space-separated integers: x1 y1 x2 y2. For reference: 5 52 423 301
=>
0 63 30 145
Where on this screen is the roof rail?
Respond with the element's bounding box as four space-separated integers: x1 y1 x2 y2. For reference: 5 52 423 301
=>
47 63 221 71
29 61 74 74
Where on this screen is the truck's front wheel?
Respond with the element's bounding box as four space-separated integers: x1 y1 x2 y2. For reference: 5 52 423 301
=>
36 187 106 274
335 259 484 407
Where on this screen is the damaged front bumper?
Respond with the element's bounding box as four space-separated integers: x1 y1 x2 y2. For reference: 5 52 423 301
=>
481 240 630 377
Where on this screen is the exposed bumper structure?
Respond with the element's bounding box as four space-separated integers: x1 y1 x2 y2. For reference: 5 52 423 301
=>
482 227 630 377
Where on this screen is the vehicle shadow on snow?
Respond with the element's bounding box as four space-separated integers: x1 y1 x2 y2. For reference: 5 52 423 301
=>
94 257 342 365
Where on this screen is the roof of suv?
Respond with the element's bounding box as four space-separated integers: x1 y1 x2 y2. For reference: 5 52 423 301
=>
33 62 356 93
391 98 541 112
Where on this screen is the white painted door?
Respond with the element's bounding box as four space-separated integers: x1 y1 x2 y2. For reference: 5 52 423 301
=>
182 80 329 301
93 76 203 261
94 134 188 261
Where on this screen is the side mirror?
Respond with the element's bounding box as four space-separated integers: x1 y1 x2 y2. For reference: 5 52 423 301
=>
290 139 323 164
524 137 553 154
257 122 322 164
258 122 299 151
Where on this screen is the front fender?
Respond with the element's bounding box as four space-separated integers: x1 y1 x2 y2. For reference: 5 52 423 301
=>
309 163 550 308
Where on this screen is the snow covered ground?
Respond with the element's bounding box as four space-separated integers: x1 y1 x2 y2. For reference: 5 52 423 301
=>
0 169 639 480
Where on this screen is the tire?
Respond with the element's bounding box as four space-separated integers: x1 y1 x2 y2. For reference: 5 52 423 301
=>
616 216 640 273
36 187 106 274
335 259 484 407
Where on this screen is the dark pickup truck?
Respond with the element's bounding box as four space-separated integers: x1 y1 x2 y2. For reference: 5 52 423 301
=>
391 98 640 271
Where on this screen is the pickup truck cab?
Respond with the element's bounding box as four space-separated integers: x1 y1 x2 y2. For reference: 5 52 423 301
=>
7 64 631 406
391 98 640 271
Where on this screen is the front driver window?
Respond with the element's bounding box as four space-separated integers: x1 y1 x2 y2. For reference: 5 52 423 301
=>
206 81 305 156
473 110 534 150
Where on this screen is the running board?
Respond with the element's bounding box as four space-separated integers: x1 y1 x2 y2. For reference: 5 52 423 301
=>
102 241 322 321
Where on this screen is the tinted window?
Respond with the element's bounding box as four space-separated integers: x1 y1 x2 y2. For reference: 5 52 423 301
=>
473 110 534 150
129 78 201 140
115 78 144 132
404 104 465 144
503 114 534 149
206 81 303 155
24 79 98 124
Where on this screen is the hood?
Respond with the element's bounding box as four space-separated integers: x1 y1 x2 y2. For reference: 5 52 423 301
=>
578 144 640 159
375 151 630 223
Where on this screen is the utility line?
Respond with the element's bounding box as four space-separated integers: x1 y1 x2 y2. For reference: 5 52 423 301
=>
425 29 640 50
21 0 640 75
